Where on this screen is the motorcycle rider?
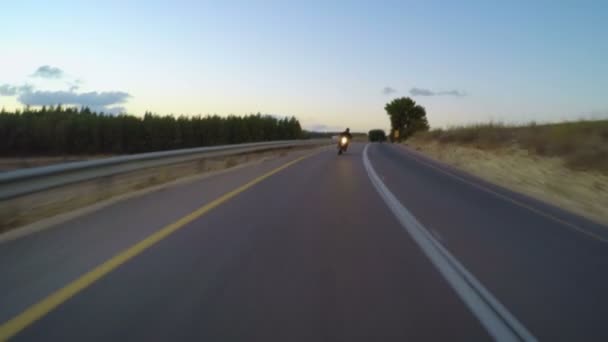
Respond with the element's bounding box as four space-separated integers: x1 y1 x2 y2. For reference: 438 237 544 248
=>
338 128 352 151
340 128 353 140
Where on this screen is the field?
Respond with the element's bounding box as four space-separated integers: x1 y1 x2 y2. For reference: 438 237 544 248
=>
407 120 608 225
412 120 608 174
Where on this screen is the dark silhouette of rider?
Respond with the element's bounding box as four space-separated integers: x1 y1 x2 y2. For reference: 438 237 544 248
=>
339 128 353 140
338 128 353 152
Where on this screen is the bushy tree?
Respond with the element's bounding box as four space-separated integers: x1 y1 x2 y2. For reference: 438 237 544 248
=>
368 129 387 142
384 97 429 142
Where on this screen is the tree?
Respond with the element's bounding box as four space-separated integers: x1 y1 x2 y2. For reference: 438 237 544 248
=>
0 107 304 155
384 97 429 142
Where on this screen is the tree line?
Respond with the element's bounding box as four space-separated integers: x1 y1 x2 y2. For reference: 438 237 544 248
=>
0 106 303 155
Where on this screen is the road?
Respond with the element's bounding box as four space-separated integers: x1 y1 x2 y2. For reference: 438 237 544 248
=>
1 143 608 341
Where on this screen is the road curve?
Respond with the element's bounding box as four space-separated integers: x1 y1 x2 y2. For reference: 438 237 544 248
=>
1 143 607 341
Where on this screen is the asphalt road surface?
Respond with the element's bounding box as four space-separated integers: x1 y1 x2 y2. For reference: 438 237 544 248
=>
2 143 608 341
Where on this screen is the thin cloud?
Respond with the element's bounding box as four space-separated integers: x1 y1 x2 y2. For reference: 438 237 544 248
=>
31 65 64 79
0 84 18 96
410 87 435 96
89 106 127 115
382 86 397 95
437 90 467 96
3 68 130 114
0 84 33 96
410 87 467 97
67 79 84 92
18 90 131 108
307 124 344 132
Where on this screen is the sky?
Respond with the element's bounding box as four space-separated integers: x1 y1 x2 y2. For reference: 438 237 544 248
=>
1 0 607 131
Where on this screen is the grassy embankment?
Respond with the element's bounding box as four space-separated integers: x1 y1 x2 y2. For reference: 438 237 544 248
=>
406 120 608 225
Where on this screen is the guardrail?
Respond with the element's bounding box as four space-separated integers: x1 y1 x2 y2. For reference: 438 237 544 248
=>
0 139 330 201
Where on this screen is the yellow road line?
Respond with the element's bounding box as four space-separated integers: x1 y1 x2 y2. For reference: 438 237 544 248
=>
0 153 313 341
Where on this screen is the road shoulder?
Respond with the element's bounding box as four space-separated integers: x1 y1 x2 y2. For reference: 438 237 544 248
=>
403 140 608 227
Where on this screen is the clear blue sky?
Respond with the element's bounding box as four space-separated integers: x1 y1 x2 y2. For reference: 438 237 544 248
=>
1 0 607 131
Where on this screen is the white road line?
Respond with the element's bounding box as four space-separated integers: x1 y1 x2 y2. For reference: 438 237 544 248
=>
363 144 537 342
430 228 444 242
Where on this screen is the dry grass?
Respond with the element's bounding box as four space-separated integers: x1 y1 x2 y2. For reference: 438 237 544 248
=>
405 141 608 226
407 120 608 225
0 155 114 172
412 120 608 174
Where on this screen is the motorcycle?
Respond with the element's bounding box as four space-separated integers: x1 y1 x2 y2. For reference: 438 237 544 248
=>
337 136 349 155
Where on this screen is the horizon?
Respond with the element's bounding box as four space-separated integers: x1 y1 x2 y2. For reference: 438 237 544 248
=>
1 1 607 132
